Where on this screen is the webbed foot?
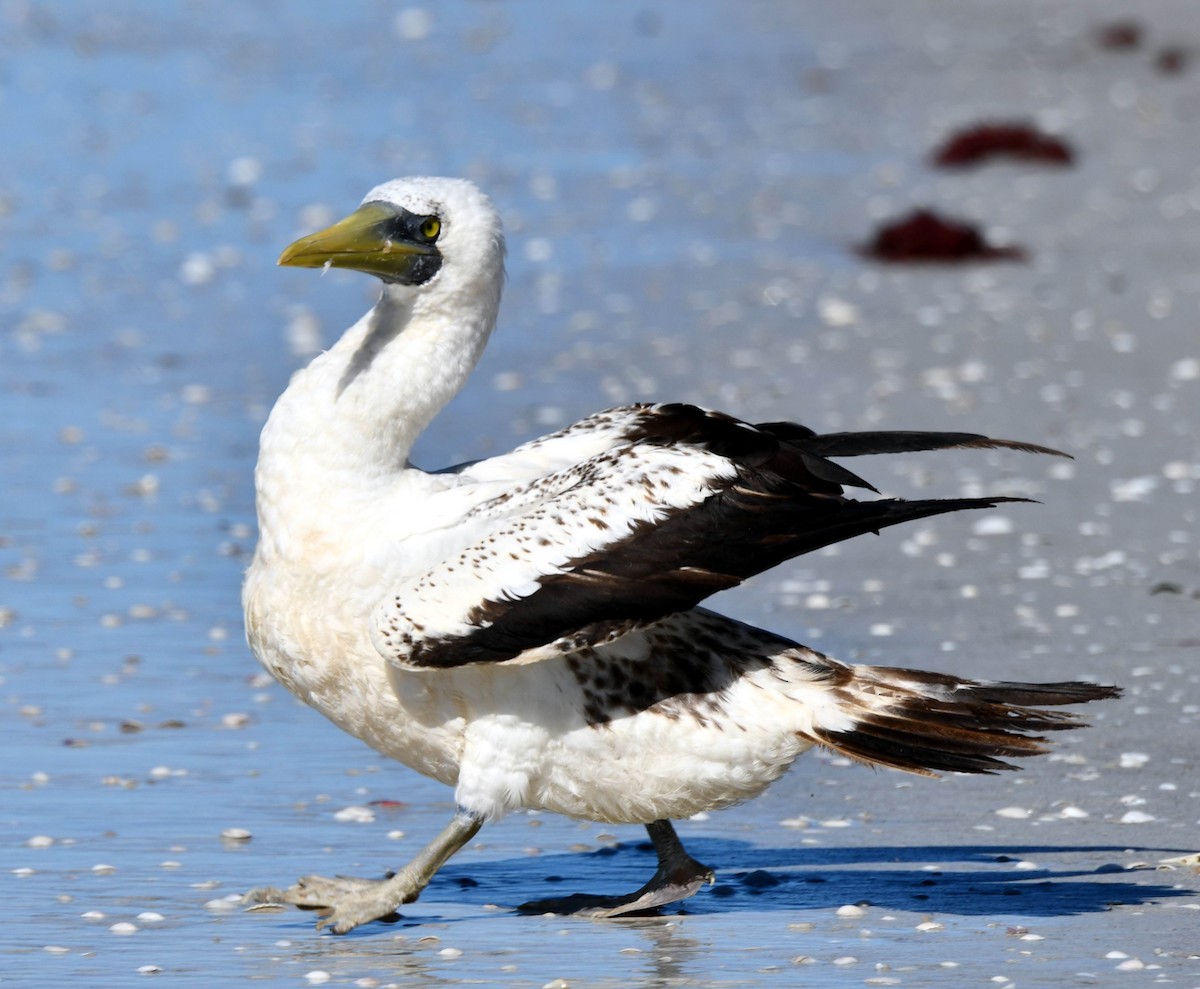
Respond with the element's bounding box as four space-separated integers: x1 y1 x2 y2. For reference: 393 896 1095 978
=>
243 811 483 934
245 874 408 931
518 819 714 918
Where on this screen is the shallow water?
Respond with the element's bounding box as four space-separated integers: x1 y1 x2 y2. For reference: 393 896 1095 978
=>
3 1 1200 985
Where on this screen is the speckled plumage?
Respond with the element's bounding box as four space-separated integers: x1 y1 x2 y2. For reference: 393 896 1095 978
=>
243 178 1118 930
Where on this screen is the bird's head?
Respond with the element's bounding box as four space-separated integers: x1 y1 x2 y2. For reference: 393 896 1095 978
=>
278 176 506 300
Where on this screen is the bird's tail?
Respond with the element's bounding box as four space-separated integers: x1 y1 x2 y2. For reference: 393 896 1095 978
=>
802 662 1121 775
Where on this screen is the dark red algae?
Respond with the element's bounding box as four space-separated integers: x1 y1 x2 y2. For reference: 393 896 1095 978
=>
932 122 1075 169
1156 47 1191 75
859 209 1025 263
1097 21 1143 50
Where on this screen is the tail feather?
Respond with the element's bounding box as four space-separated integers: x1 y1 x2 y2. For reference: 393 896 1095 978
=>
809 664 1121 776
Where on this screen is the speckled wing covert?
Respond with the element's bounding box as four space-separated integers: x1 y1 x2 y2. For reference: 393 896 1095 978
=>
370 402 1063 670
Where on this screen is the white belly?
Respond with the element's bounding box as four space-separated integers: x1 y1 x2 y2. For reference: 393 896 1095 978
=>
245 561 813 824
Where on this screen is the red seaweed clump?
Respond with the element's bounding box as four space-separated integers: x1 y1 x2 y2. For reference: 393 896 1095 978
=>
859 209 1025 264
1097 21 1143 50
1155 47 1190 74
932 122 1075 169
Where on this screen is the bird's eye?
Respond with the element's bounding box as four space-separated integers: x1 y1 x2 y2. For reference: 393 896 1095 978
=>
419 217 441 241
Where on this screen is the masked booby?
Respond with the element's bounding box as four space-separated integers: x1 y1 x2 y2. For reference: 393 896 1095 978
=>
243 177 1119 933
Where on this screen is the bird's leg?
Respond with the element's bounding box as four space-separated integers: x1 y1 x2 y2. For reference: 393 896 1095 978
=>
244 809 483 934
519 819 715 918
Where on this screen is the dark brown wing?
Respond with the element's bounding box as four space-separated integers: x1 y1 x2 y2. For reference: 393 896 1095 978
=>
373 403 1061 669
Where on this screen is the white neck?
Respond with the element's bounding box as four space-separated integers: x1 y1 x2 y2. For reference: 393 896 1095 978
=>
288 282 498 463
254 275 502 554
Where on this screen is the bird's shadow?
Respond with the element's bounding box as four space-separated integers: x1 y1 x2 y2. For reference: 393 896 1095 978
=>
421 837 1193 919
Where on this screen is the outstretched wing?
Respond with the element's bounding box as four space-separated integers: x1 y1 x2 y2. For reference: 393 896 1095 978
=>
372 403 1062 670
